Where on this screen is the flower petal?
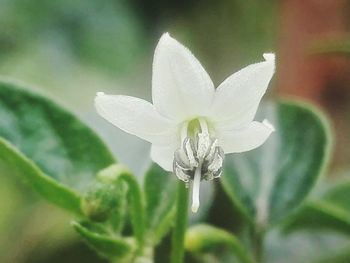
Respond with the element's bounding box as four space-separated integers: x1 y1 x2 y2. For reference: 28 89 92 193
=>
150 143 177 171
210 53 275 129
152 33 215 121
217 120 275 153
95 92 176 144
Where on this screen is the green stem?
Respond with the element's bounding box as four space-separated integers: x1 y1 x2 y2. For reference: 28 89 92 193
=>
170 181 189 263
253 229 264 263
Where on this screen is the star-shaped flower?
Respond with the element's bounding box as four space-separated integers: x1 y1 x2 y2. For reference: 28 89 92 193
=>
95 33 275 213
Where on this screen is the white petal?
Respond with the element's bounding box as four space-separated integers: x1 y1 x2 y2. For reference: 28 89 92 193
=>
217 120 275 153
152 33 215 121
150 143 177 171
95 92 176 144
210 53 275 129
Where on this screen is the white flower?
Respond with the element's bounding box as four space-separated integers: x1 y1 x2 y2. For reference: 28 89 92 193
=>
95 33 275 213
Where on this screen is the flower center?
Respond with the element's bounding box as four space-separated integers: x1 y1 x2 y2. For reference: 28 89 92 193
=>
173 117 224 213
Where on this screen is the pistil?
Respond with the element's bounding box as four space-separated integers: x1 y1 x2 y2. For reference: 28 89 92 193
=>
191 163 202 213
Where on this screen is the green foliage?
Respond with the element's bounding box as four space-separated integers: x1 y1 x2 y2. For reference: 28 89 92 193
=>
185 224 254 263
72 221 135 260
283 180 350 235
221 101 331 227
0 137 82 215
0 80 115 190
0 0 146 73
97 164 146 252
144 163 177 245
265 229 350 263
1 79 347 263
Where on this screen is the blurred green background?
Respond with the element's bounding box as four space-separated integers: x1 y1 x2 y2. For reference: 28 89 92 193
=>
0 0 349 262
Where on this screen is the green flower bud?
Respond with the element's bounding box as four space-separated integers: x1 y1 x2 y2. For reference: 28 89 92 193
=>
81 182 121 222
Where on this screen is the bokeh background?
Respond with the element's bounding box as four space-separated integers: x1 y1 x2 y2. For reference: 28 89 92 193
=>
1 0 350 262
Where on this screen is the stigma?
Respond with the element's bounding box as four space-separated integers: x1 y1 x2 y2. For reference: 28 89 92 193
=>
173 118 224 213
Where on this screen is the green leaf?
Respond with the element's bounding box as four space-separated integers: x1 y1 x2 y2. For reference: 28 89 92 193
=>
283 180 350 235
72 221 134 260
323 180 350 212
185 224 254 263
143 163 177 245
0 80 115 211
221 100 332 227
0 138 82 214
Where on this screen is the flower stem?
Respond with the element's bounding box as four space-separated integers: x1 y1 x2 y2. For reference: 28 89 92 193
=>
253 228 264 263
170 181 189 263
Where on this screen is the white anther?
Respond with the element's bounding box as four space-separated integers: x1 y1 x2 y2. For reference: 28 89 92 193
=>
206 139 218 160
197 132 210 159
208 154 223 172
185 139 198 168
175 166 190 182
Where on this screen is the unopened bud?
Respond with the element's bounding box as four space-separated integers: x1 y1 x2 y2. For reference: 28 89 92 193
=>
81 183 119 222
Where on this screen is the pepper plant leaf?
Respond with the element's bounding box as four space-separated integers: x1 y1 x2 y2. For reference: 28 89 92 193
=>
143 163 177 245
221 100 332 227
0 80 115 213
72 221 134 260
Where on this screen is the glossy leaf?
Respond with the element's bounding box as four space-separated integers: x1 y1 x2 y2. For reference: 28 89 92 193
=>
221 101 331 226
0 80 115 210
72 221 134 260
143 163 177 245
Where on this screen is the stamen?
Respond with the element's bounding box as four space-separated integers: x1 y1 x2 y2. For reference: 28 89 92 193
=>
184 138 198 167
191 163 202 213
173 118 225 213
197 132 210 159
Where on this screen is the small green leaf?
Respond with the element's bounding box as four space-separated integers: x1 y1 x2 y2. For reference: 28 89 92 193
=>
0 80 115 211
144 163 177 245
185 224 254 263
0 138 82 214
221 100 331 227
72 221 134 260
